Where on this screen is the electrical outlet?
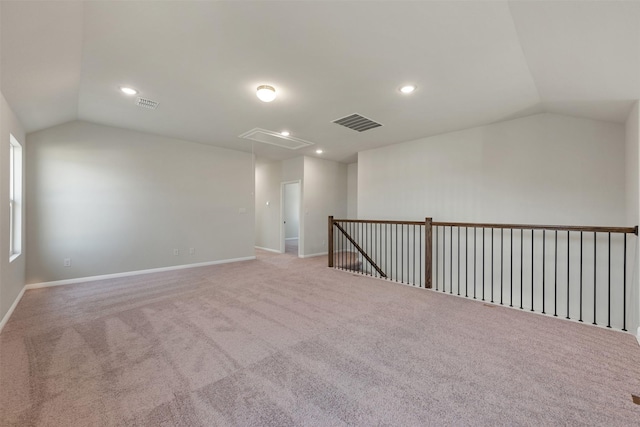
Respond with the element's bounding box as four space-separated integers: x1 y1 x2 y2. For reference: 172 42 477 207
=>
64 258 71 267
189 247 195 255
173 249 180 256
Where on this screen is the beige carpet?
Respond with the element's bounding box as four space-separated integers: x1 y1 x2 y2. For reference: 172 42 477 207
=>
1 250 640 426
285 238 298 255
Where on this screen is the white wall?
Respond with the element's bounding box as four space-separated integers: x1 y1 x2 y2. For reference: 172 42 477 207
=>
359 113 626 226
358 113 632 328
254 157 305 254
253 156 348 257
625 101 640 334
302 156 347 257
0 92 26 323
26 121 255 284
347 162 357 219
254 159 282 251
282 157 303 182
284 182 300 239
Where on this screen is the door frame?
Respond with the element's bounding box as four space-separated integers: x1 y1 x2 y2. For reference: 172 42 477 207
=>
280 180 301 256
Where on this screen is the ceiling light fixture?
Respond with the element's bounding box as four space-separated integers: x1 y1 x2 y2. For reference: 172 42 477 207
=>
120 86 138 95
316 149 323 154
280 131 290 136
400 85 416 94
256 85 276 102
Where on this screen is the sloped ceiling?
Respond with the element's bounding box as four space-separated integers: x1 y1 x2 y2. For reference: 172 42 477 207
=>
1 1 639 163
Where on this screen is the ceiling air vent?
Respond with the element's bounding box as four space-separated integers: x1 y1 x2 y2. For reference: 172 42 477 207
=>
238 128 314 150
136 97 159 110
332 113 382 132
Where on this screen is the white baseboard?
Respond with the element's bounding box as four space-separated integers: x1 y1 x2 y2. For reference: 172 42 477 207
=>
0 286 26 334
300 252 327 258
255 246 281 254
25 256 256 290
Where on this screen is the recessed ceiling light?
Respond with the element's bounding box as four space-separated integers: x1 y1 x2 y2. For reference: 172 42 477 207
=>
315 149 323 154
400 85 416 94
120 86 138 95
280 131 290 136
256 85 276 102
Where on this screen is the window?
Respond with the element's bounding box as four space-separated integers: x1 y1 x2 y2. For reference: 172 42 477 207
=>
9 134 22 261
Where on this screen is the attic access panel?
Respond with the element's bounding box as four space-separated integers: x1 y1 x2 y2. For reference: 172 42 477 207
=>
238 128 314 150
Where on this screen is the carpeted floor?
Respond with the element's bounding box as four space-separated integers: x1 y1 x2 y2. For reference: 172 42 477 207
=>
1 250 640 426
285 238 298 255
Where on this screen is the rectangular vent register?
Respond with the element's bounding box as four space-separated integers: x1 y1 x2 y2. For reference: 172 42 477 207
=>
333 113 382 132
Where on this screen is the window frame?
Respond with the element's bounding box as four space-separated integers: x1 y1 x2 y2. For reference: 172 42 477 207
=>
9 134 22 262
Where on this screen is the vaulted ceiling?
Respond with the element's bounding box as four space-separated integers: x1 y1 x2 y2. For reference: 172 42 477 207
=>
2 1 639 163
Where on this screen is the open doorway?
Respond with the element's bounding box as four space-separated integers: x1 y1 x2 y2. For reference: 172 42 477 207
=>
281 181 301 256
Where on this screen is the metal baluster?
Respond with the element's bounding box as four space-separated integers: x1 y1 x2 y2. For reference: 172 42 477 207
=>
570 231 574 320
491 228 494 303
413 224 422 286
623 234 627 331
542 230 546 314
385 224 387 279
419 224 422 288
510 229 513 307
607 232 611 328
410 224 413 286
474 227 477 299
593 232 597 325
436 226 439 291
579 232 583 322
458 226 461 296
445 226 448 292
407 224 411 285
554 230 558 316
395 223 398 282
367 223 370 275
348 221 351 271
482 228 485 301
338 221 342 270
465 227 469 298
401 224 404 283
349 221 352 271
346 222 348 271
531 229 534 312
520 229 524 310
377 222 379 276
450 226 453 294
340 221 347 270
361 222 364 275
500 228 503 305
360 222 363 274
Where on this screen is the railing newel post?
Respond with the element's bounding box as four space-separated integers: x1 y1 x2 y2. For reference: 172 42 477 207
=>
328 216 334 268
425 217 432 289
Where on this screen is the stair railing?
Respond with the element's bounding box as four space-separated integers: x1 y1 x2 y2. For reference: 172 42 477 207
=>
329 216 637 331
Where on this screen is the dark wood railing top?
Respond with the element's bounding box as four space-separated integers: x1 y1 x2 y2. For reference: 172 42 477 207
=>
433 222 637 234
332 218 637 235
332 219 424 226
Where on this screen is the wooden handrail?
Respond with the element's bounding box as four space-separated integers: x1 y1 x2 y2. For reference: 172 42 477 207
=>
331 219 424 225
331 218 637 235
432 222 637 235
